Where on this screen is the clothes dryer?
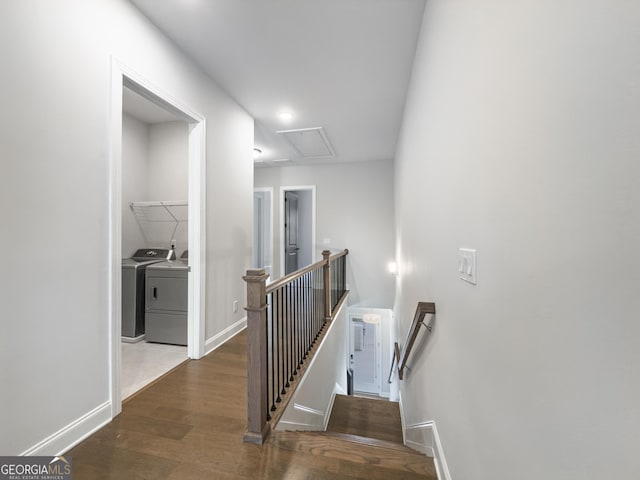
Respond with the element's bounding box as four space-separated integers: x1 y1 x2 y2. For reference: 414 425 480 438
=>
145 251 189 345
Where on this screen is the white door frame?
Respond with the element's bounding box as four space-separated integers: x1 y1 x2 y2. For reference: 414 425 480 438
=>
109 58 207 417
349 314 382 395
253 187 274 280
279 185 316 278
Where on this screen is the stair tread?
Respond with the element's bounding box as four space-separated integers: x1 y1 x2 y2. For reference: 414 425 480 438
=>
270 430 436 478
314 431 424 453
326 394 404 443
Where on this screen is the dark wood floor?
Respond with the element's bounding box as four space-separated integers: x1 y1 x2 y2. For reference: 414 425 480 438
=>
67 331 435 479
327 395 404 444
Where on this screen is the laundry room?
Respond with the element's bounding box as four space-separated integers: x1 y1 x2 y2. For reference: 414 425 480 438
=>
120 86 190 400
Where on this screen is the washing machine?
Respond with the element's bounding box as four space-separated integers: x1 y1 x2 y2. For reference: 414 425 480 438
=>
145 251 189 345
122 248 169 342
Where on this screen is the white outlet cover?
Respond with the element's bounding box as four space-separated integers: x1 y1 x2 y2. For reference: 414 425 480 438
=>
459 248 477 285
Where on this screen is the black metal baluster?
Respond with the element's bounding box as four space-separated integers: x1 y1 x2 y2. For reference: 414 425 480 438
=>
275 288 282 404
285 281 291 386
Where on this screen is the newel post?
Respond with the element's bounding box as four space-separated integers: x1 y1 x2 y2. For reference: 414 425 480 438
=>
243 268 270 444
322 250 332 322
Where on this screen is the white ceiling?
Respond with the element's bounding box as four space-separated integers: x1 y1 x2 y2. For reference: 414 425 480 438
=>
129 0 426 166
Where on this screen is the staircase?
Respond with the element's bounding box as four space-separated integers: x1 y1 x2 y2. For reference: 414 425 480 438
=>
268 395 437 479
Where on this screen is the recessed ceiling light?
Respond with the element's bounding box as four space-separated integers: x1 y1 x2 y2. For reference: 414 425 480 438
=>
253 147 262 159
279 111 293 122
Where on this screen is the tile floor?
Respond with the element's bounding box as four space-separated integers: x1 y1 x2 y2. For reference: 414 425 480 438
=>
121 341 188 400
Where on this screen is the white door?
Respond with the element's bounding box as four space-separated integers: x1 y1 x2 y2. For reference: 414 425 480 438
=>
350 316 381 395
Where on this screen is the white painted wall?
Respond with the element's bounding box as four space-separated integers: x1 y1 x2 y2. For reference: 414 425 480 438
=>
255 160 395 308
275 298 349 431
122 114 150 257
147 121 189 201
0 0 252 455
394 1 640 479
122 116 190 256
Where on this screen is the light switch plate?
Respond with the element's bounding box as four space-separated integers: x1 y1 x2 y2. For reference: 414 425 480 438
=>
459 248 477 284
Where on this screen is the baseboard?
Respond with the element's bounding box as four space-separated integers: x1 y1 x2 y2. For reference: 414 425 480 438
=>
404 421 435 457
402 420 452 480
121 334 144 343
431 421 452 480
398 390 406 445
323 383 346 430
21 401 111 456
205 317 247 355
399 393 452 480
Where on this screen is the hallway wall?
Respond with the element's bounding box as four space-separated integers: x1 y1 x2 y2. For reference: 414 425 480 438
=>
394 1 640 478
255 160 395 308
0 0 253 455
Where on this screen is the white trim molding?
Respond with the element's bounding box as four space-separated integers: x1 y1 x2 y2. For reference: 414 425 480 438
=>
431 421 452 480
402 420 452 480
205 317 247 356
405 421 435 457
109 57 207 417
278 185 317 277
21 401 111 457
399 391 452 480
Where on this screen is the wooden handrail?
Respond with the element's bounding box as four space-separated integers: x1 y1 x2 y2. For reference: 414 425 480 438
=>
244 249 349 444
329 248 349 262
266 249 348 293
388 302 436 383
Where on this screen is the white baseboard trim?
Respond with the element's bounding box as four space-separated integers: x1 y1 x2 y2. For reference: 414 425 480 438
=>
404 421 435 457
398 390 406 445
399 393 452 480
323 382 346 430
21 401 111 456
402 420 452 480
431 421 452 480
276 420 321 430
204 317 247 356
293 403 325 417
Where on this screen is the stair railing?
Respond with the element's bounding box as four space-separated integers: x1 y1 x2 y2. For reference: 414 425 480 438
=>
388 301 436 383
243 249 349 444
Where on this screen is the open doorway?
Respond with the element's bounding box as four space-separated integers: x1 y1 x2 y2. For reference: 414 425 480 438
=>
350 314 382 395
120 86 189 400
253 188 273 280
280 186 315 276
109 61 207 418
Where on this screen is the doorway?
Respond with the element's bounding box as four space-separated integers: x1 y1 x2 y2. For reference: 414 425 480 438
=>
253 188 273 279
284 191 300 274
350 314 382 395
280 186 315 276
109 60 207 418
120 86 190 400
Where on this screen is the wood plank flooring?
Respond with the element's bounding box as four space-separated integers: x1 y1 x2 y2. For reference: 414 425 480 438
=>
67 331 435 479
327 394 404 444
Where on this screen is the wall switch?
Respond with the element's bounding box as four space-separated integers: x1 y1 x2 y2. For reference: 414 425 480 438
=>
459 248 477 285
233 300 239 313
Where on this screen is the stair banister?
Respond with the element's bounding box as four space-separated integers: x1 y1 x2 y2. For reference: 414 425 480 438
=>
244 249 349 444
388 301 436 383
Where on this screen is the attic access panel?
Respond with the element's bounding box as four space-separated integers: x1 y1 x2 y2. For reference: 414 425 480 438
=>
277 127 335 159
